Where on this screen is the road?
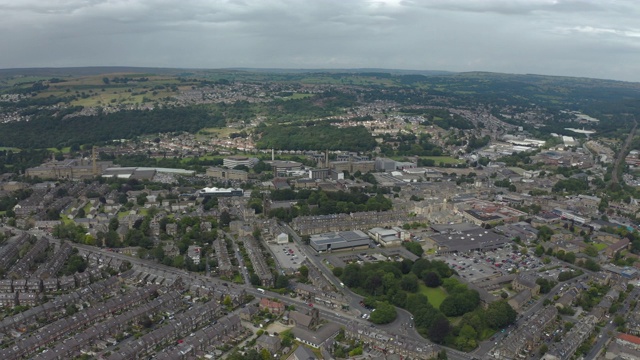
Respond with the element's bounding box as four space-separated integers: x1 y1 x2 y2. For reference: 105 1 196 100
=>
223 231 250 284
473 274 588 358
279 223 472 359
586 286 640 359
611 119 637 185
24 225 474 359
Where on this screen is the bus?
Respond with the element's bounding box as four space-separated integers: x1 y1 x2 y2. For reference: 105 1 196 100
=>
257 288 265 294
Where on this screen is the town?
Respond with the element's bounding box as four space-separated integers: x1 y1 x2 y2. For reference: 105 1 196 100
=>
1 69 640 360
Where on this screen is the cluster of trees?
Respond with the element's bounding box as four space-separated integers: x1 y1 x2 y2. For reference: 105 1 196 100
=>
53 223 97 246
0 105 226 148
496 151 536 167
536 278 557 294
494 179 516 191
402 242 424 257
336 258 514 350
263 90 357 122
255 124 376 152
465 135 491 152
60 252 88 276
552 178 589 194
267 189 392 222
575 283 609 311
558 269 583 282
112 154 224 173
379 133 443 157
439 279 480 317
0 149 51 174
0 189 33 217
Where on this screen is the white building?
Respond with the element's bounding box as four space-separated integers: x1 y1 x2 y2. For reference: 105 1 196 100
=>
223 155 259 169
277 233 289 244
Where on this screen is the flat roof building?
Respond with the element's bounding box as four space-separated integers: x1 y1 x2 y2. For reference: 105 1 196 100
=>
310 230 371 252
206 167 248 181
428 223 510 254
223 155 259 169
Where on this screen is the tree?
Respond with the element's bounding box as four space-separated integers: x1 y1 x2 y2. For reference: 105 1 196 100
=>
403 242 424 257
428 315 451 343
369 302 397 324
485 301 517 329
299 265 309 280
423 271 442 288
109 217 120 232
223 295 233 308
537 226 554 242
536 278 556 294
400 273 419 292
539 344 548 355
436 349 448 360
564 252 576 264
275 274 289 289
250 273 261 286
220 210 231 227
583 258 601 272
332 267 343 278
45 208 60 220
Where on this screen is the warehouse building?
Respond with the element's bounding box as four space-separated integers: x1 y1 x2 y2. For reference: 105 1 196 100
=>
310 230 371 252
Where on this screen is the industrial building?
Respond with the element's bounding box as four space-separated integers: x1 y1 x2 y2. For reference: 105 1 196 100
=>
427 223 510 254
195 187 244 197
206 167 248 181
26 159 113 180
223 155 259 169
102 167 195 179
310 230 371 252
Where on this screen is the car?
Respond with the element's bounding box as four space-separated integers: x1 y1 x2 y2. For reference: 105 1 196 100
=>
308 303 313 307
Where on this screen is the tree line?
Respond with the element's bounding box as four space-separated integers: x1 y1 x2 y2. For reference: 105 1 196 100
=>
255 123 376 152
0 105 226 149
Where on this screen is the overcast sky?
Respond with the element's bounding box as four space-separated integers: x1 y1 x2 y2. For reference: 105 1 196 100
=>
1 0 639 81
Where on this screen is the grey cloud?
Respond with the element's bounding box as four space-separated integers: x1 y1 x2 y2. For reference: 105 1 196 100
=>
419 0 606 15
0 0 639 81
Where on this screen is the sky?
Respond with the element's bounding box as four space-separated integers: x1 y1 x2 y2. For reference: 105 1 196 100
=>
1 0 639 82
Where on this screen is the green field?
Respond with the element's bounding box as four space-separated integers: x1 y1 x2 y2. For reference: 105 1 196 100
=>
593 243 607 251
419 284 448 308
282 93 314 100
418 156 465 165
0 147 20 152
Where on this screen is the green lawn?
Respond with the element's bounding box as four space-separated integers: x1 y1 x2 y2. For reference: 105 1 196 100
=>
593 243 607 251
419 284 448 308
480 328 496 340
418 156 465 165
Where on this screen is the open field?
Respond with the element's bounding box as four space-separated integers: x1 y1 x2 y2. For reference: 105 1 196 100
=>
282 93 314 100
198 127 238 139
47 147 71 153
594 243 607 251
419 284 447 308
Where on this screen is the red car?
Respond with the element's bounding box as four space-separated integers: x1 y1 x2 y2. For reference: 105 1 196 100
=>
308 303 313 307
